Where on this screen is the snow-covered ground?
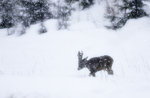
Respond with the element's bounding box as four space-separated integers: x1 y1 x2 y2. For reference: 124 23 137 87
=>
0 1 150 98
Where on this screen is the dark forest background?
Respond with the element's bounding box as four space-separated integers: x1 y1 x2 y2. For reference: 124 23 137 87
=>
0 0 149 35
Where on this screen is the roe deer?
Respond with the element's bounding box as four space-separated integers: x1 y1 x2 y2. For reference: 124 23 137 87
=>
77 51 114 77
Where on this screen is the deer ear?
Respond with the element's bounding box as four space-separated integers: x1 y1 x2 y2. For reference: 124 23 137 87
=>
78 51 80 54
85 57 88 59
78 51 83 56
81 51 84 55
83 57 88 61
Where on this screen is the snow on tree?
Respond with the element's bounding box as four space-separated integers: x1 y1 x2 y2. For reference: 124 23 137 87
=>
0 0 52 35
0 0 15 29
121 0 147 19
105 0 147 30
0 0 149 34
56 1 72 30
65 0 94 9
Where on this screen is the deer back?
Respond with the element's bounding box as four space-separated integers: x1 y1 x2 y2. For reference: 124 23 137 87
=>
86 55 113 71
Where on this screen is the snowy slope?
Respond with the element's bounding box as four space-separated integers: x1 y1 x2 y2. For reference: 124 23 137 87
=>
0 1 150 98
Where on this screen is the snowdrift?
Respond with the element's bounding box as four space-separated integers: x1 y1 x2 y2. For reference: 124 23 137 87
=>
0 1 150 98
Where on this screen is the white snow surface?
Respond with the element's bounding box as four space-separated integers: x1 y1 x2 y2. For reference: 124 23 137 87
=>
0 2 150 98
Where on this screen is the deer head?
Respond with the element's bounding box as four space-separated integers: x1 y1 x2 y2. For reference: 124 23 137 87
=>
77 51 88 70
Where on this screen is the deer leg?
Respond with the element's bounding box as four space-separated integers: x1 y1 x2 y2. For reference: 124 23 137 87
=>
89 70 96 77
106 68 113 75
89 73 96 77
108 70 113 75
105 65 112 74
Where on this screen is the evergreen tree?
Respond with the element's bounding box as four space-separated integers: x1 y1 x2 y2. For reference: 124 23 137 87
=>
0 0 15 29
65 0 94 9
105 0 147 30
65 0 79 4
56 1 72 30
0 0 52 35
21 0 52 24
121 0 147 19
0 0 22 35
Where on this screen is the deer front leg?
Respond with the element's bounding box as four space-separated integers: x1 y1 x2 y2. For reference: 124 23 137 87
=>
89 70 96 77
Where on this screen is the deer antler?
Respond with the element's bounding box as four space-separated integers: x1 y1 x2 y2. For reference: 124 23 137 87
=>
78 51 83 59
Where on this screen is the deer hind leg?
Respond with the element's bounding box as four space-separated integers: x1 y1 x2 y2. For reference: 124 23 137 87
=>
106 67 113 75
107 70 113 75
105 64 113 75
